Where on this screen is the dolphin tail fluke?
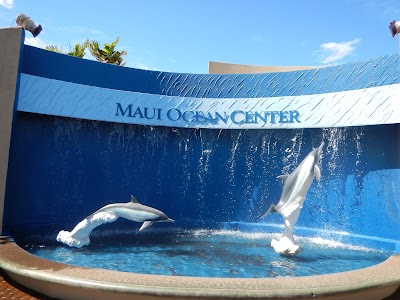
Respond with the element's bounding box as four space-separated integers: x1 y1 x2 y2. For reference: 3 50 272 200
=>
139 221 154 231
259 204 276 220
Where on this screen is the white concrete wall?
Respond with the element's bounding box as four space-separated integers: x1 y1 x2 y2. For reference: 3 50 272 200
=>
208 60 322 74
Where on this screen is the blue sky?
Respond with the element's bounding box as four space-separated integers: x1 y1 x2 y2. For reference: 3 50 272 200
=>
0 0 399 73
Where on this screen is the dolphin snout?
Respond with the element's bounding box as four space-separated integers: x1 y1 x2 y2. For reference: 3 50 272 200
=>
167 218 174 222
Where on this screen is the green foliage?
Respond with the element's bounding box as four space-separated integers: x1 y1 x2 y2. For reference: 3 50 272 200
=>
44 45 63 53
67 39 89 58
44 37 127 66
89 37 127 66
45 40 89 58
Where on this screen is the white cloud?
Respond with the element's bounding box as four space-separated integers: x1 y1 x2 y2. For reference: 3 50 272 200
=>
319 38 361 64
24 36 47 48
0 0 14 9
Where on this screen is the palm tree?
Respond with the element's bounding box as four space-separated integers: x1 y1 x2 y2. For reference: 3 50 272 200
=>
88 37 127 66
45 45 63 53
45 40 89 58
67 40 89 58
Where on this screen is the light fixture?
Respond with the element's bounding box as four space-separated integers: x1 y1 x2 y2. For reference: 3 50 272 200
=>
16 13 42 37
389 20 400 37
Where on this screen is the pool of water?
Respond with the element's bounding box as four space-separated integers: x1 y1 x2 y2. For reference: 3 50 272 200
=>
18 229 391 278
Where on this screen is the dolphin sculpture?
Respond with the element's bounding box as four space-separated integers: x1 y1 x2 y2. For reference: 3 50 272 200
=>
57 195 174 248
260 143 323 255
90 195 174 231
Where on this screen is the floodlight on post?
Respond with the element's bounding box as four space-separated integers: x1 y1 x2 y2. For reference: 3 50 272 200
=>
16 13 42 37
389 20 400 38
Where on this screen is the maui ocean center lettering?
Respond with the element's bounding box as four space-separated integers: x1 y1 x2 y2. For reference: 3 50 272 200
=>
115 103 301 126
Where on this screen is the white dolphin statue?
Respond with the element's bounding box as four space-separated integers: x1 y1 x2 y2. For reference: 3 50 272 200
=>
260 143 323 255
57 195 174 248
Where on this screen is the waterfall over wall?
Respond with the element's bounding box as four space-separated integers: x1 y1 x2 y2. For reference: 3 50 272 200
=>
4 113 400 241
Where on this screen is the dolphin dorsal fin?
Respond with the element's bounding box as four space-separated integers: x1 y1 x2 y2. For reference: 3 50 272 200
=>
277 175 289 182
130 195 139 203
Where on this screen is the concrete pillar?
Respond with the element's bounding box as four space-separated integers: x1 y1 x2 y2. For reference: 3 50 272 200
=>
0 27 24 234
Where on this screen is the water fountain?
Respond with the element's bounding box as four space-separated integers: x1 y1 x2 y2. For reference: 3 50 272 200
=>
0 27 399 299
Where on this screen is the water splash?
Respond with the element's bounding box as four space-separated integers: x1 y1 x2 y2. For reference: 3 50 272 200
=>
281 129 304 175
190 229 381 252
354 128 365 168
57 211 119 248
51 118 85 208
227 130 243 192
177 129 193 201
323 128 347 176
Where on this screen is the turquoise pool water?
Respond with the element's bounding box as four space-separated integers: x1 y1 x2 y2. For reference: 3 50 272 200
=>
19 229 391 278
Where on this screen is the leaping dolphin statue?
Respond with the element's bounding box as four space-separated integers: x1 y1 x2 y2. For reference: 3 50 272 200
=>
90 195 174 231
57 195 174 248
260 143 323 255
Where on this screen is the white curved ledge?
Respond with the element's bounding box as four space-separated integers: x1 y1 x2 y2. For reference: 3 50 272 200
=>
18 74 400 129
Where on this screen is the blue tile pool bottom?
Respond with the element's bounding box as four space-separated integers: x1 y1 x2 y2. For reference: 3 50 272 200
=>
15 227 393 278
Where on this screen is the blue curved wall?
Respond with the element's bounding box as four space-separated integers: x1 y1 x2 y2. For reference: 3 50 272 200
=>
21 46 400 97
3 46 400 248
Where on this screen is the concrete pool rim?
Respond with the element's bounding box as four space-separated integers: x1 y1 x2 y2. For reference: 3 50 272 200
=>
0 237 399 300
